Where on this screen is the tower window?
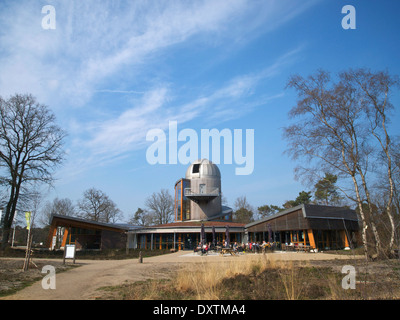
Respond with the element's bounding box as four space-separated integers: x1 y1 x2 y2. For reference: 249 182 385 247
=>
192 164 200 173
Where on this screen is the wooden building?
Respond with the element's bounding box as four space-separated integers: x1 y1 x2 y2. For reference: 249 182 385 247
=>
46 204 359 252
46 214 245 251
127 221 245 251
47 214 139 250
246 204 359 250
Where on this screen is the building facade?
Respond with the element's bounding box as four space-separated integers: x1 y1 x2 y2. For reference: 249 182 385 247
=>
130 159 239 250
246 204 359 250
46 160 359 252
47 214 138 250
174 159 232 222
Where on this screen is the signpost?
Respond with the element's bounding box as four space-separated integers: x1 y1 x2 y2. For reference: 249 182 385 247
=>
23 211 34 271
63 244 76 264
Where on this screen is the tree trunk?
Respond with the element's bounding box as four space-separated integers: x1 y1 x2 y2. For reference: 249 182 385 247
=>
358 170 383 258
1 179 21 249
351 175 369 260
382 137 396 253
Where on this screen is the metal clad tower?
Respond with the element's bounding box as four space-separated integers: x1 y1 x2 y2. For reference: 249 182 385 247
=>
184 159 222 221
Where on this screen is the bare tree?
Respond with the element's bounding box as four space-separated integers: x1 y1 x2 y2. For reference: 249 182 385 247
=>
284 69 399 259
0 94 66 248
41 197 75 225
233 196 254 223
77 188 122 223
234 196 253 212
145 189 174 225
344 69 399 253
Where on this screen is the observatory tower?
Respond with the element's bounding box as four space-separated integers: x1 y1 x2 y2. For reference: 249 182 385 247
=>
174 159 232 221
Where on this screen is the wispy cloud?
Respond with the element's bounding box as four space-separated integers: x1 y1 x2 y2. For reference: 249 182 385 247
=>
0 0 248 105
78 47 302 161
0 0 315 106
0 0 316 181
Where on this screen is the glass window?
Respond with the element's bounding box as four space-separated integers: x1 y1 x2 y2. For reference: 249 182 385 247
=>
175 179 191 221
192 164 200 173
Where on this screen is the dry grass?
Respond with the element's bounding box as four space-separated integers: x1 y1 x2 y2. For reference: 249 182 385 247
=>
0 258 79 297
171 256 342 300
175 258 267 300
111 255 400 300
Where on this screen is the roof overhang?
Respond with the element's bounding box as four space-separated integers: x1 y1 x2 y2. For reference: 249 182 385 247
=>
49 214 141 233
245 204 359 229
128 221 245 234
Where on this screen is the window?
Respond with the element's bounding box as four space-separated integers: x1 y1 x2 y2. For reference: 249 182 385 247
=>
175 179 191 222
192 164 200 173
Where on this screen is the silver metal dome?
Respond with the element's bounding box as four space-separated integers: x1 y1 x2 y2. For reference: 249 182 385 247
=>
185 159 221 179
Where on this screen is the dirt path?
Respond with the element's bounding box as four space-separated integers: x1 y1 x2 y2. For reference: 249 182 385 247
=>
1 251 360 300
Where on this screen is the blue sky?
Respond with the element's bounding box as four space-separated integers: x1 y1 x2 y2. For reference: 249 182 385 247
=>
1 0 399 222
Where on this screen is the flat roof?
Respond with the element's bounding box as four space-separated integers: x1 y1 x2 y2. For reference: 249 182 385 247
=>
49 204 358 235
245 204 358 228
49 214 142 232
49 214 244 234
129 220 245 234
151 221 245 228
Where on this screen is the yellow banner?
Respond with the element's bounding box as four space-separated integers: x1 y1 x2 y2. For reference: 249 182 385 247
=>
25 211 31 230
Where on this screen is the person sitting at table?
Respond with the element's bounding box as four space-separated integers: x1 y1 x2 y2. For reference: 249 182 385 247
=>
232 242 238 252
261 240 267 247
261 241 267 253
252 242 259 253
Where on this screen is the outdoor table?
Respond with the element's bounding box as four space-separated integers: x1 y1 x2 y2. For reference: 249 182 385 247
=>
219 248 236 256
295 244 311 252
286 245 295 251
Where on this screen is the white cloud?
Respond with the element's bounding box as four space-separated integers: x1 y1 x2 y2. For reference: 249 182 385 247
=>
0 0 250 106
78 47 302 163
86 88 169 155
0 0 316 107
0 0 316 182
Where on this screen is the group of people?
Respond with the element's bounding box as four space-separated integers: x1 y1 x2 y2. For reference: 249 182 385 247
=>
245 241 276 253
232 241 276 253
194 240 277 255
194 241 223 254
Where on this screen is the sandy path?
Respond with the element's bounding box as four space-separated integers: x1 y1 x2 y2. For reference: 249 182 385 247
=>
1 251 360 300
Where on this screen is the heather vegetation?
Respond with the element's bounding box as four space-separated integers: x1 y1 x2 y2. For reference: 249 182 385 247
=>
103 255 400 300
